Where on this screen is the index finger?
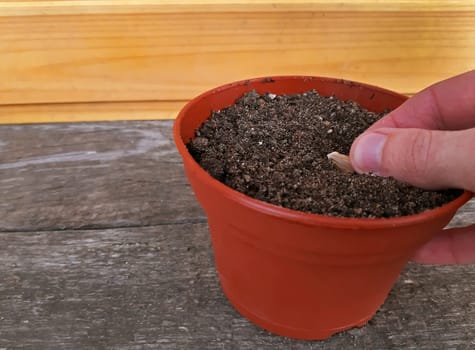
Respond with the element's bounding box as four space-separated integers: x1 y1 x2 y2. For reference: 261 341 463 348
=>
411 225 475 264
368 69 475 131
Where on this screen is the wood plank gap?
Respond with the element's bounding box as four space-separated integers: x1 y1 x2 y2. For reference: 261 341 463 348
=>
0 100 187 124
0 94 415 124
0 218 209 234
1 1 474 17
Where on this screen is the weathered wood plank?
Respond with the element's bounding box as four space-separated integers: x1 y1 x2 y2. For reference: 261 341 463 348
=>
0 224 473 349
0 120 474 348
0 121 206 232
1 120 474 231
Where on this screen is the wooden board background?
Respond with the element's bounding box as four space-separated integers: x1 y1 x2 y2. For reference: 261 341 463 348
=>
0 0 474 124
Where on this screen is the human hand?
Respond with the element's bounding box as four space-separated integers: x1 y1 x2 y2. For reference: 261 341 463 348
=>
350 70 475 264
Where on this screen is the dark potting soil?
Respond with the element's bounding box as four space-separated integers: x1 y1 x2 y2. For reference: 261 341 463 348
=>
188 90 461 218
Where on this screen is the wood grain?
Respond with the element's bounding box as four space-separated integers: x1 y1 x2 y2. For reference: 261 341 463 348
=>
0 120 474 348
0 226 474 349
1 1 474 109
0 100 185 124
0 121 206 232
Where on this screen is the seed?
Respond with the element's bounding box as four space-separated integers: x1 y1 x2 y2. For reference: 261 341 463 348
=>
327 152 354 173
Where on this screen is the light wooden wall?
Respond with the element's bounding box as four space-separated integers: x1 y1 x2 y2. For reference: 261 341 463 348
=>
0 1 474 124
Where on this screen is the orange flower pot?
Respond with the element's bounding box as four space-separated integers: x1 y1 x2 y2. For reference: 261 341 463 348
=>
173 76 471 340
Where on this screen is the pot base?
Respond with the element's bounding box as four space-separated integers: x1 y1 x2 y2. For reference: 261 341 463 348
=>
220 279 375 340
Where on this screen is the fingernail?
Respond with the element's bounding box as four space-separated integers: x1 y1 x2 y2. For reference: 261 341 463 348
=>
352 133 387 174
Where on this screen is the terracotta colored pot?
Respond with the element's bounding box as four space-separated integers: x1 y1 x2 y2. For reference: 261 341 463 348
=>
173 76 471 340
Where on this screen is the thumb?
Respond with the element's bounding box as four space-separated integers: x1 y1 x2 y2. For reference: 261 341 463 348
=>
350 127 475 191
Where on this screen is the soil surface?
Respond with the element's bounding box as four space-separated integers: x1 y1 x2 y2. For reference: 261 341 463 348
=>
188 90 461 218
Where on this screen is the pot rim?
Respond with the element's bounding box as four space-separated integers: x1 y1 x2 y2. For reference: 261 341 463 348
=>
174 75 473 230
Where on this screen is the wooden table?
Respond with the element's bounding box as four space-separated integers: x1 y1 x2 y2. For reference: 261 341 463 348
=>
1 120 474 349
